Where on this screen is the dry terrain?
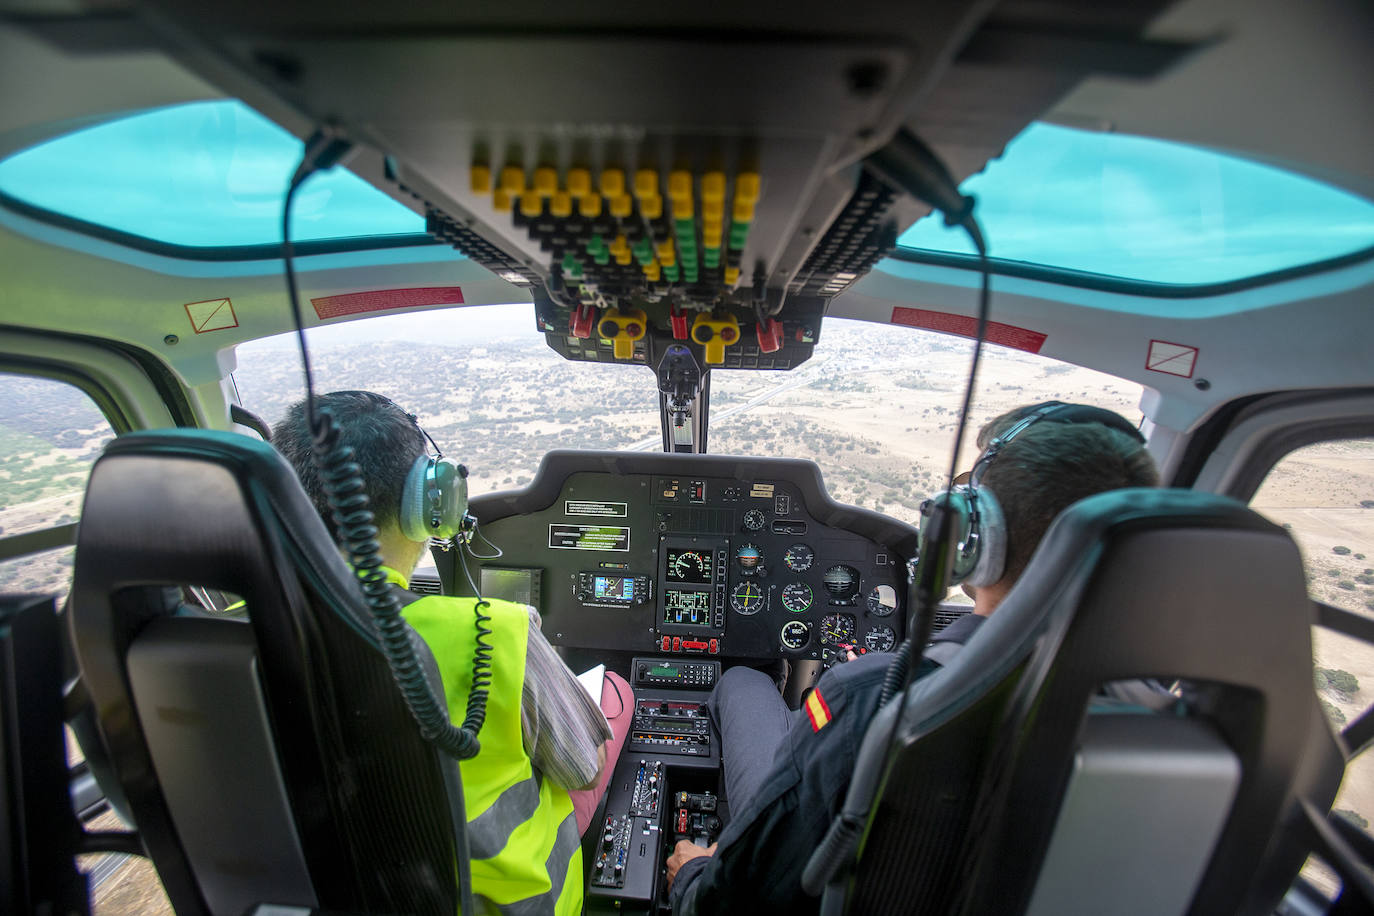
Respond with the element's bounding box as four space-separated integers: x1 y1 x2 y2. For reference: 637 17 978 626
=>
4 317 1371 906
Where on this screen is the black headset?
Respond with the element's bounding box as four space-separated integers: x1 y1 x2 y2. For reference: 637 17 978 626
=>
919 401 1146 587
396 411 470 545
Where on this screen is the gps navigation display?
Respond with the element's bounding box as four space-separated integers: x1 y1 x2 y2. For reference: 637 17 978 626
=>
594 576 634 601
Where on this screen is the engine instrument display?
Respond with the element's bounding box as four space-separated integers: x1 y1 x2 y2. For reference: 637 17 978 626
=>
781 582 813 613
663 589 713 626
666 549 713 584
731 581 764 615
820 613 857 646
783 544 814 572
780 620 811 650
865 625 896 652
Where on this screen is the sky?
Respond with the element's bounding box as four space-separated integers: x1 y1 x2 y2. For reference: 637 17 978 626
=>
2 101 1372 285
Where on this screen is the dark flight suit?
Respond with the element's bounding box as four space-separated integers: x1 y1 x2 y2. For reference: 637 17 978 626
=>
670 614 984 915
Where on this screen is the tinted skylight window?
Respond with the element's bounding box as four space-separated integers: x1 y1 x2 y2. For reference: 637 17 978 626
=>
0 100 423 247
897 122 1374 284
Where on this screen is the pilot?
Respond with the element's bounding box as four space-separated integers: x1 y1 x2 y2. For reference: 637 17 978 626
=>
666 401 1159 914
274 389 633 914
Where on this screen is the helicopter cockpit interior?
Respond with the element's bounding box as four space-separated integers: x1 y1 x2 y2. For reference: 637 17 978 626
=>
1 1 1372 914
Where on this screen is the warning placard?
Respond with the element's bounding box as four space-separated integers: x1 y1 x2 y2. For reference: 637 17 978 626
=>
184 298 238 334
1146 340 1198 378
311 286 465 320
565 500 628 518
891 307 1047 354
549 525 630 552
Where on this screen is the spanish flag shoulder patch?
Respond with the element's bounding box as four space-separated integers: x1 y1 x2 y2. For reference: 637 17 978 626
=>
804 688 833 733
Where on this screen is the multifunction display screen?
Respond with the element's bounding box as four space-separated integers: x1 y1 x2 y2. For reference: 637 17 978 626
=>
665 548 713 585
593 576 634 601
663 589 712 627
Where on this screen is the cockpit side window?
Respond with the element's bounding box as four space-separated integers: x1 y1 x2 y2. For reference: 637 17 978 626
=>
0 373 115 603
1250 437 1374 896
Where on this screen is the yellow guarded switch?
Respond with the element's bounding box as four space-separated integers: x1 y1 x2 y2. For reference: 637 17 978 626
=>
500 166 526 195
644 260 661 282
567 167 592 198
690 312 741 365
733 197 756 223
640 194 663 220
579 192 603 218
610 194 634 218
597 307 648 360
520 190 543 217
701 171 726 203
470 164 492 194
634 169 659 198
550 191 573 218
702 199 723 222
656 239 676 260
735 172 761 203
533 167 558 196
725 266 741 285
492 189 512 212
703 227 722 248
600 168 626 198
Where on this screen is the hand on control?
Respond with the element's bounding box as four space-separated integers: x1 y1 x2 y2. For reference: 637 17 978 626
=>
666 840 717 889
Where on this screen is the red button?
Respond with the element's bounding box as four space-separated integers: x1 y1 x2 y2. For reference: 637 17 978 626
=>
708 638 719 654
672 636 682 652
661 636 672 651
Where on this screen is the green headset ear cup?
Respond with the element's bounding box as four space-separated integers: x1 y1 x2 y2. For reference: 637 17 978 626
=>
399 456 470 542
399 455 433 543
919 488 979 584
966 485 1006 588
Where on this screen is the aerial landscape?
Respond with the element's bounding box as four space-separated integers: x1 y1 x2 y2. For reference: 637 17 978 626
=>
0 310 1370 907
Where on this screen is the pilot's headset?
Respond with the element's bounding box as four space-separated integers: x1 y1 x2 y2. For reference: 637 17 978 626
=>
397 410 469 547
918 401 1146 588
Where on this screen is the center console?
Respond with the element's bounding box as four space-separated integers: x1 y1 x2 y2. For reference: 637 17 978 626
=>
585 659 726 913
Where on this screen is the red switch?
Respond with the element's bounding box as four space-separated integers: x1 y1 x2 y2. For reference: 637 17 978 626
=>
757 317 783 353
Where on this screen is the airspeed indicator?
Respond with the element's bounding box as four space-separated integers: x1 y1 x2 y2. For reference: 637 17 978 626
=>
781 582 813 613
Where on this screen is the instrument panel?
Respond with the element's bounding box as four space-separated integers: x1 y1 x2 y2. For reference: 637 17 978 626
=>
447 451 915 663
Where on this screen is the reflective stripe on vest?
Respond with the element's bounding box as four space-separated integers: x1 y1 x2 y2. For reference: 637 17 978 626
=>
401 593 581 915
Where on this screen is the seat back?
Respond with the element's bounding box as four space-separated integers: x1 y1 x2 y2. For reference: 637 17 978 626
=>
845 489 1345 916
69 429 461 916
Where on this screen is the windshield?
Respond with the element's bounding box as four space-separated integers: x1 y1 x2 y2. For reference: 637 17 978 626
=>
897 122 1374 285
233 305 661 498
0 100 422 247
235 309 1143 517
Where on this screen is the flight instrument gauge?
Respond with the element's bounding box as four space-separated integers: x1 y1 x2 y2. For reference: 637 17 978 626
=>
780 620 811 651
742 508 767 531
864 625 896 652
783 544 814 572
731 581 764 615
823 565 860 600
735 543 763 573
820 613 858 646
781 582 813 613
866 584 898 617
